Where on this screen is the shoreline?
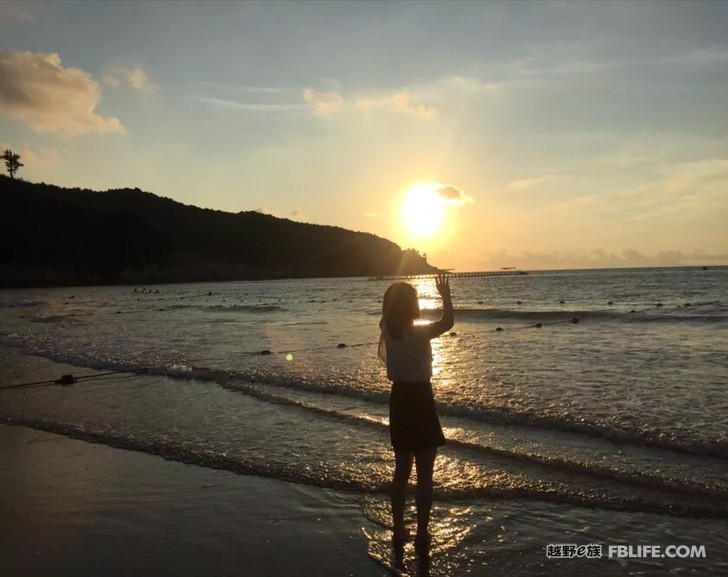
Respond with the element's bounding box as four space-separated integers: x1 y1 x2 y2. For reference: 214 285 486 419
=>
0 424 381 577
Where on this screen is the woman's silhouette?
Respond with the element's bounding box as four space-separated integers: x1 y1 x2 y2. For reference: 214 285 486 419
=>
378 274 454 552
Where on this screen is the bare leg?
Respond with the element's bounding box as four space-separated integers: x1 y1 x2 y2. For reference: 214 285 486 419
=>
391 449 414 539
414 447 437 545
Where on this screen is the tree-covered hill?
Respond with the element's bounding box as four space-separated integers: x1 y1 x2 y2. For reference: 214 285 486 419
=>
0 176 438 287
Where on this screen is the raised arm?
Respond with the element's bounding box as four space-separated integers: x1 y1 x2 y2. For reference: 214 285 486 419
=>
428 274 454 339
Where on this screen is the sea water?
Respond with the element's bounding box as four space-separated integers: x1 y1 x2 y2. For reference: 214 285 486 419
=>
0 267 726 575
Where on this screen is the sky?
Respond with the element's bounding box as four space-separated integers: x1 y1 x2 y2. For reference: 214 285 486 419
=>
1 0 727 271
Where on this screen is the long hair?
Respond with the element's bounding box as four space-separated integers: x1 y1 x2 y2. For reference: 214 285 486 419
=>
381 282 420 339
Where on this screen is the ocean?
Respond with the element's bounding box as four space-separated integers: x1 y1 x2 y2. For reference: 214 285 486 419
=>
1 267 726 576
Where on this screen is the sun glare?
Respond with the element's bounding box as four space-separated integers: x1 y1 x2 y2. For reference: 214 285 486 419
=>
402 183 447 239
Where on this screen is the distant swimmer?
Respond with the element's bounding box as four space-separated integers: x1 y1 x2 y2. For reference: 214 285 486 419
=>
378 274 454 557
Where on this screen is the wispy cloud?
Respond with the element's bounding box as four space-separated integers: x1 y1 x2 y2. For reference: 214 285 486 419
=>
189 81 285 95
103 65 158 93
186 95 305 113
0 50 124 136
480 248 728 270
356 89 437 119
302 88 344 118
505 174 562 192
667 158 728 191
0 142 60 168
0 2 35 22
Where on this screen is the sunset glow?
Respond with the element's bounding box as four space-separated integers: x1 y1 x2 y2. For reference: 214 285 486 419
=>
0 2 726 270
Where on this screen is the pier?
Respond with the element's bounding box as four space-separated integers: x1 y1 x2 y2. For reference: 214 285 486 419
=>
367 270 527 281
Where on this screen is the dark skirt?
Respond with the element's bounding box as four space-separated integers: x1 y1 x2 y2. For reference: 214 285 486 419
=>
389 381 446 451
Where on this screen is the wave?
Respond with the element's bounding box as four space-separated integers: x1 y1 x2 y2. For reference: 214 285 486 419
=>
159 303 284 313
1 413 726 519
216 381 728 501
1 336 726 460
446 304 726 324
5 300 44 308
30 314 81 324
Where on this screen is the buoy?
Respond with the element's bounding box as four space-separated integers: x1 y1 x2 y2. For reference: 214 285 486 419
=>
608 301 614 305
55 374 76 386
336 343 347 348
449 332 457 337
516 300 522 305
656 303 663 307
260 349 272 355
630 309 636 313
495 327 504 332
535 323 543 328
559 300 565 304
571 318 579 324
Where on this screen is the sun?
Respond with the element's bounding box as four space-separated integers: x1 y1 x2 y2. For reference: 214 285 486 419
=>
401 183 447 239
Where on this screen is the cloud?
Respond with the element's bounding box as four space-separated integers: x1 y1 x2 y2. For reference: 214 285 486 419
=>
355 89 437 119
505 175 561 192
391 90 437 119
302 88 343 117
667 158 728 192
0 51 124 136
433 184 473 206
365 211 381 218
480 248 728 270
0 2 35 21
0 142 60 168
103 66 157 93
301 84 438 120
186 95 305 113
102 75 120 88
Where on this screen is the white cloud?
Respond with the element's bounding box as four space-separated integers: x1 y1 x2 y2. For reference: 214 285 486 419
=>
355 89 436 119
103 66 157 93
302 88 343 118
365 211 381 218
667 158 728 192
0 2 35 21
505 174 562 192
186 95 305 113
102 75 120 88
0 51 124 136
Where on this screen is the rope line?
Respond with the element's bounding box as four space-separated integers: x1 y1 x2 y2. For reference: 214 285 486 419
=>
0 370 135 391
2 301 718 389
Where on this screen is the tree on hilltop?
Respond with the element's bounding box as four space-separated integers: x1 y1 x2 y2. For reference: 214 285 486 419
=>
1 149 23 179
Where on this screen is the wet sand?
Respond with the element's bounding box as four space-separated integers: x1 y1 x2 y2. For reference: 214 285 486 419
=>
0 424 381 577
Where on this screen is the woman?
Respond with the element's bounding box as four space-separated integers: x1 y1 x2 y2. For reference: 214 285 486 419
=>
378 274 453 551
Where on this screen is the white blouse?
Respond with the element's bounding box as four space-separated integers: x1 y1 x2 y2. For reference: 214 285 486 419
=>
378 323 433 383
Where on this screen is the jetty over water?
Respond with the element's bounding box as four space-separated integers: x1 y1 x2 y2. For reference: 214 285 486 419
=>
368 270 528 281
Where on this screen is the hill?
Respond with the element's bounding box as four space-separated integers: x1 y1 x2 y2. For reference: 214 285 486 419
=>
0 176 438 287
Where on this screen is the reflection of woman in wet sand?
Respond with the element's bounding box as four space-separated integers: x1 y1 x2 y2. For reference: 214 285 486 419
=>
378 275 454 552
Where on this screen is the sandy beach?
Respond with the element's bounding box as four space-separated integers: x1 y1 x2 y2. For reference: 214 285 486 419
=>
0 424 381 577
